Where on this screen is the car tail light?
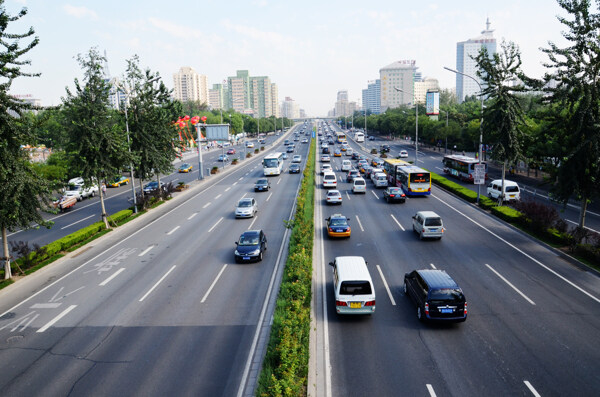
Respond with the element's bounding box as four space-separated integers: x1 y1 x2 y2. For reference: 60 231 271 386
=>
422 228 426 233
336 300 347 306
464 302 467 315
329 228 334 232
389 194 395 197
364 300 375 306
424 302 429 316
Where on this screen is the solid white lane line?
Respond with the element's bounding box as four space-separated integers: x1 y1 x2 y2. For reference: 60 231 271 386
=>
225 187 231 192
355 215 365 232
215 193 222 199
201 264 228 303
277 178 281 184
248 216 258 230
187 212 197 220
139 246 155 257
371 190 379 199
430 263 437 269
139 265 176 302
376 265 396 306
208 217 224 233
167 226 180 235
432 194 600 303
203 202 211 209
524 381 541 397
390 214 405 231
266 192 273 202
36 304 77 333
486 264 536 305
566 219 599 233
60 214 95 230
99 268 125 286
426 384 437 397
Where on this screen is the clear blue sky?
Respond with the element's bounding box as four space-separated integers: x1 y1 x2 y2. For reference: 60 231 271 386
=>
7 0 569 116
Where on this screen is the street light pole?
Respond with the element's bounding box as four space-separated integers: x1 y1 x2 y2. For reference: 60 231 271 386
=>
394 87 418 165
444 66 484 203
442 109 449 153
123 103 137 213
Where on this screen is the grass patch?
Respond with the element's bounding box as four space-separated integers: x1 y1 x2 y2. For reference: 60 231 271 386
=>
257 137 315 397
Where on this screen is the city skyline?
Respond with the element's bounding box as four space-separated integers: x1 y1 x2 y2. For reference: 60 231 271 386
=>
8 0 569 116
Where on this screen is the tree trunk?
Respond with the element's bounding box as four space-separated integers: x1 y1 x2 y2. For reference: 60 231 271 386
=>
157 174 162 201
579 195 587 229
99 182 109 229
2 227 11 279
500 160 507 206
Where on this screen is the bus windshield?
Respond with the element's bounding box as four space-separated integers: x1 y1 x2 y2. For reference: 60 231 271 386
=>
263 158 279 168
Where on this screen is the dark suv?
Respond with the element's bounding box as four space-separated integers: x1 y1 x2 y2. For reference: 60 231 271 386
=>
404 269 467 323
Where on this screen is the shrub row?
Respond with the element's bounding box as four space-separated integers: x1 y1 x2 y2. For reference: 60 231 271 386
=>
257 139 315 396
1 209 133 281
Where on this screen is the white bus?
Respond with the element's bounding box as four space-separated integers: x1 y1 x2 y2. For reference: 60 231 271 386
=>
355 132 365 143
263 152 284 176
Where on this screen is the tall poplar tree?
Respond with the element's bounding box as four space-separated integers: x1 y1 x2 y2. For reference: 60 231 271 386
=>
541 0 600 228
62 48 130 228
0 3 52 279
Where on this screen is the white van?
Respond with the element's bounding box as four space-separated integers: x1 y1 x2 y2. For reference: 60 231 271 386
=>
323 172 337 188
352 177 366 193
487 179 520 201
329 256 376 315
373 172 388 188
345 148 354 156
341 159 352 172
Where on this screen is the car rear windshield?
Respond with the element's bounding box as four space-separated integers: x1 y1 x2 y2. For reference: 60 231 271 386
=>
506 186 519 192
340 281 372 295
355 180 365 185
424 217 442 226
330 218 347 226
429 288 464 303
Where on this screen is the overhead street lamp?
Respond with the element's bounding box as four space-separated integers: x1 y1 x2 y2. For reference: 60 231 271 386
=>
394 87 419 165
444 66 484 203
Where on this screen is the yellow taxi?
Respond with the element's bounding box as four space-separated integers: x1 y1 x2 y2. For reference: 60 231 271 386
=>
108 175 129 187
178 163 193 173
326 214 351 238
333 149 342 157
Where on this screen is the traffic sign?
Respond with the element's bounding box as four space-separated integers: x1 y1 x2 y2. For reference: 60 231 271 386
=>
474 163 486 185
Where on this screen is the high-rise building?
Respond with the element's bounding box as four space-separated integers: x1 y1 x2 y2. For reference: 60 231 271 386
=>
456 18 496 103
362 79 381 114
250 76 274 118
271 83 279 117
334 90 355 117
209 83 227 110
379 60 417 112
172 66 209 104
414 77 440 104
281 97 300 119
225 70 279 118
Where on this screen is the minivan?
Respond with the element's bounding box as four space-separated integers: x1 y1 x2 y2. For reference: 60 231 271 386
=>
412 211 445 240
323 172 337 188
341 160 352 172
329 256 376 315
372 173 388 188
487 179 520 201
404 269 467 323
352 177 366 193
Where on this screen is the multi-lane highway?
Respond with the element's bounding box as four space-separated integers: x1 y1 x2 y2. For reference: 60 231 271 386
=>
311 122 600 397
0 125 311 396
2 133 285 255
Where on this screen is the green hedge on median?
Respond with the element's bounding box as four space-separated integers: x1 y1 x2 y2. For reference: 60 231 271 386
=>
257 138 315 397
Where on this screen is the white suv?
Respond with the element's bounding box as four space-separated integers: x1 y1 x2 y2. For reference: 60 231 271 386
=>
412 211 445 240
352 177 366 193
341 160 352 172
323 172 337 188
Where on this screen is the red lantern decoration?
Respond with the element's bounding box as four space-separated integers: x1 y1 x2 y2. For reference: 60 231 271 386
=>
201 116 207 122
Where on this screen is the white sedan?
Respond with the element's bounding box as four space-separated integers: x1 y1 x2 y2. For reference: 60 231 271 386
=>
326 190 343 205
399 150 408 158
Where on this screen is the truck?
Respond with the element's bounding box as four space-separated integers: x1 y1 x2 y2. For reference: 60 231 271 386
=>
53 195 77 212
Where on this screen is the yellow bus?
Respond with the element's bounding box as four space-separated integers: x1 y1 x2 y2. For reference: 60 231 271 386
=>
382 159 431 196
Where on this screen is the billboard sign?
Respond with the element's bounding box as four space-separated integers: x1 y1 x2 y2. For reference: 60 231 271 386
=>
200 124 230 141
426 91 439 116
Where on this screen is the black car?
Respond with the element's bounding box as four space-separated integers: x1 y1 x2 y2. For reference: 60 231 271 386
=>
404 269 467 323
234 230 267 263
143 181 165 194
289 163 301 174
380 144 390 153
383 187 406 203
254 178 270 192
346 169 360 182
322 146 329 154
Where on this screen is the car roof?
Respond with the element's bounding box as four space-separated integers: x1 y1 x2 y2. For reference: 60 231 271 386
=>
334 256 371 281
328 190 341 194
330 213 346 219
490 179 519 186
241 229 261 237
239 197 254 203
416 269 460 289
416 210 440 218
